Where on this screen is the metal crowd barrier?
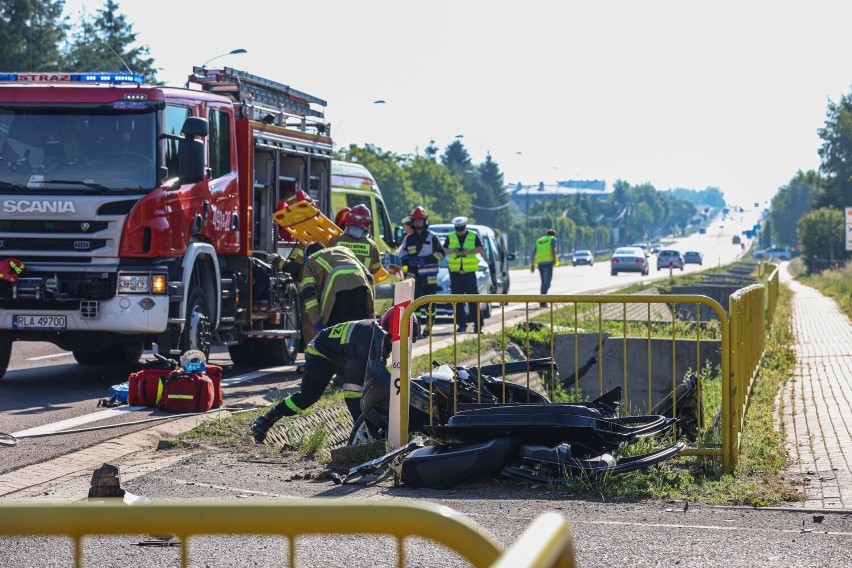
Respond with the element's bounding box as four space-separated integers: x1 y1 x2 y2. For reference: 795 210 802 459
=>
0 500 576 568
399 288 769 473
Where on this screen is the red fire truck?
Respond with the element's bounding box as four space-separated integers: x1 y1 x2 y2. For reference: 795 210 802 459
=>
0 68 346 379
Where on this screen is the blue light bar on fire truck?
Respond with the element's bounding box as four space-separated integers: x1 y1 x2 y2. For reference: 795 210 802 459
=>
0 72 145 84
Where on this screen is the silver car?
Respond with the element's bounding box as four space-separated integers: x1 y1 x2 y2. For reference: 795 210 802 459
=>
610 247 650 276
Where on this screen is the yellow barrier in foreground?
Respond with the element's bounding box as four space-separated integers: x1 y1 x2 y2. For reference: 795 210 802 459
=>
0 500 576 568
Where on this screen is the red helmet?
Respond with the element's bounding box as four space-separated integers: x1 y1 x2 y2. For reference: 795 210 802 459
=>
380 308 420 343
410 206 428 221
0 258 25 284
346 204 372 232
334 207 351 229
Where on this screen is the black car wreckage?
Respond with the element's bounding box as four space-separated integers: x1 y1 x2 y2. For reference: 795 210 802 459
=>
337 358 689 488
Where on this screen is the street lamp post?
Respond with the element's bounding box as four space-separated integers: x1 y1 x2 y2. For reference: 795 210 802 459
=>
185 48 248 88
200 48 248 68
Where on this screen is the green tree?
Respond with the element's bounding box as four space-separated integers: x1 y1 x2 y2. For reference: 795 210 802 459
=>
64 1 158 82
441 140 471 176
406 155 470 224
0 0 68 70
797 207 846 272
767 170 819 247
337 143 420 225
817 90 852 210
474 153 513 232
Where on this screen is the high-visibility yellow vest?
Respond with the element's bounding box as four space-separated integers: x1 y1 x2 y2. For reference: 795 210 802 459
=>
447 231 479 273
535 235 555 264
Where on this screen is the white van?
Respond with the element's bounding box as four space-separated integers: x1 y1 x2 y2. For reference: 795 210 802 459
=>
428 223 515 294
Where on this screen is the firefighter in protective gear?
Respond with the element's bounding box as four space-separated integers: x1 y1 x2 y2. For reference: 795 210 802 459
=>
443 217 486 332
328 204 384 281
531 228 558 306
299 243 375 345
397 206 444 336
250 316 392 444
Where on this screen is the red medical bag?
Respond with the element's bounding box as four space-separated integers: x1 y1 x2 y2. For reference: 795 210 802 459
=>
128 368 170 407
157 371 216 413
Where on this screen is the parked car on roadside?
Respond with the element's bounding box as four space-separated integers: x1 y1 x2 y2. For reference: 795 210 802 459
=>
764 247 792 261
683 251 703 265
753 247 792 261
610 247 649 276
656 249 684 271
572 250 594 266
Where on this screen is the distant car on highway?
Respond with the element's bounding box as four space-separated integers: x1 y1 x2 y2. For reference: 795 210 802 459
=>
656 249 684 271
650 242 662 254
683 251 703 265
630 243 650 257
611 247 649 276
572 250 594 266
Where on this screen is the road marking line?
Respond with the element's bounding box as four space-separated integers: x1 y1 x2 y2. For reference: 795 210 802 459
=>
27 352 74 361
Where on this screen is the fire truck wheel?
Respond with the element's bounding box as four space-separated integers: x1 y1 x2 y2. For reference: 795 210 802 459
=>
73 343 143 366
254 281 300 367
72 349 103 365
0 335 11 380
112 342 144 365
228 341 256 368
182 288 212 360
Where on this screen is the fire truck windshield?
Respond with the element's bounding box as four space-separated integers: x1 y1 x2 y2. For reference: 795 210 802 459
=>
0 107 157 193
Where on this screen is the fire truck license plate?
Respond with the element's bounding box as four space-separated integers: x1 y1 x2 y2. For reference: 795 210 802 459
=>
13 315 67 330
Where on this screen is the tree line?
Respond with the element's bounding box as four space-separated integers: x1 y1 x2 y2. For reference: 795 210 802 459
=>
0 0 157 82
337 141 720 256
763 93 850 271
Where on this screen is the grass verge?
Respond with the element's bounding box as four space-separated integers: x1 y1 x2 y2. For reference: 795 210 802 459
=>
176 261 804 504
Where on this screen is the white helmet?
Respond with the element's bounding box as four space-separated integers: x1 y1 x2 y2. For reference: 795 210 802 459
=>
452 216 468 230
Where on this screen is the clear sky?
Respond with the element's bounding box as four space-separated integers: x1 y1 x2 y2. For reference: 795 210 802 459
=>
62 0 852 207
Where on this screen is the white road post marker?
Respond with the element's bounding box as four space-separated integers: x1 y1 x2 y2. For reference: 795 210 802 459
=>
388 279 414 447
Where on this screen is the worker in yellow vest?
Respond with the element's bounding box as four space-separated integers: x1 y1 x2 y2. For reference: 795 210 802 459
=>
444 216 486 333
530 228 558 307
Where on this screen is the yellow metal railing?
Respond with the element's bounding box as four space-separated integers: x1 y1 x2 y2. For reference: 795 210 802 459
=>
398 291 767 473
0 500 575 568
764 264 779 326
727 284 766 470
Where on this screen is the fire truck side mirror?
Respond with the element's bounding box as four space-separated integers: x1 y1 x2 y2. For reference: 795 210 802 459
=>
178 117 209 185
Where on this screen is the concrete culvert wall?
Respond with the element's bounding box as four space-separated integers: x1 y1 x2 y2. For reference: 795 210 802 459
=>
554 333 721 413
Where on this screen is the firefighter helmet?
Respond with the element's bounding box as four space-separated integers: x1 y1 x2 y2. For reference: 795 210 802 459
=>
334 207 351 230
0 258 25 284
410 206 428 221
346 204 372 232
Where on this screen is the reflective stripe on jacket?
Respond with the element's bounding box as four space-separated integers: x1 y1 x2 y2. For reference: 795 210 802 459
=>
300 246 374 325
